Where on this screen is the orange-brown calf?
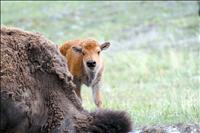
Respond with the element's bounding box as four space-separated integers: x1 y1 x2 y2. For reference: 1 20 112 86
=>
60 39 110 108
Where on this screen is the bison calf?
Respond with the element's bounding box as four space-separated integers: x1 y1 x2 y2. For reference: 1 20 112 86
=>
60 39 110 108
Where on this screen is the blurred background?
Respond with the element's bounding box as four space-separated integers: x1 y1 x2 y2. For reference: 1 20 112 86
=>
1 1 200 126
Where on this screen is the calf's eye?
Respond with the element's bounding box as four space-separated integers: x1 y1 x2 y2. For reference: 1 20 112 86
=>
97 51 100 55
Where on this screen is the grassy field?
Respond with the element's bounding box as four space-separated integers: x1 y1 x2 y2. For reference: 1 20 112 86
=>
1 1 200 126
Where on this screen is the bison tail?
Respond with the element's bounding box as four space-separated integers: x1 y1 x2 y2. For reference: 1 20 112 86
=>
89 109 133 133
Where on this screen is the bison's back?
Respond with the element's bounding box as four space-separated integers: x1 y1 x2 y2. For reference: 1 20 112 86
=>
1 27 47 132
0 26 81 132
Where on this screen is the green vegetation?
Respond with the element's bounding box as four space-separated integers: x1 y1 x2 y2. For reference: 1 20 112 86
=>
83 49 200 125
1 1 199 126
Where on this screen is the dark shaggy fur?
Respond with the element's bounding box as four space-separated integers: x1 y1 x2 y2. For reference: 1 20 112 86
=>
0 26 133 133
89 110 132 133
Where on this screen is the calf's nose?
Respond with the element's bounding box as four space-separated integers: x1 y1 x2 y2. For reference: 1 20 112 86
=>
86 60 96 68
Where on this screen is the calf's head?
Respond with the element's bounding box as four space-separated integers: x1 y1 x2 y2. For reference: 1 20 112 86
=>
72 41 110 73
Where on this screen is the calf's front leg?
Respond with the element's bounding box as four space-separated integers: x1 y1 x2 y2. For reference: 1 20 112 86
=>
92 81 102 108
75 86 82 101
73 78 82 101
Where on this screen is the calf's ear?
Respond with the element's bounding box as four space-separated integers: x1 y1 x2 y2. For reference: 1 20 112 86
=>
100 42 110 51
72 46 82 53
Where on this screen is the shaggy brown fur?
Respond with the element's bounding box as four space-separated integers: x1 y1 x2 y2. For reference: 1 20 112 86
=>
0 26 132 133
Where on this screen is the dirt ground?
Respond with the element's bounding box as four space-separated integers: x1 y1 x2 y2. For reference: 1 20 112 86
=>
133 123 200 133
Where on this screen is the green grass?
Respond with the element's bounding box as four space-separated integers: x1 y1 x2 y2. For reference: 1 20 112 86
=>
82 49 200 125
1 1 200 126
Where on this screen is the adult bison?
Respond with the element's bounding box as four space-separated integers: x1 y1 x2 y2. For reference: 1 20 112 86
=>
0 26 132 133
